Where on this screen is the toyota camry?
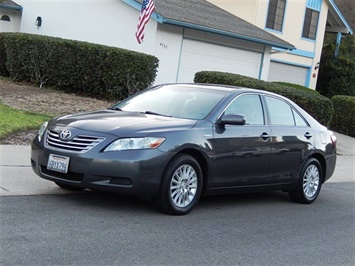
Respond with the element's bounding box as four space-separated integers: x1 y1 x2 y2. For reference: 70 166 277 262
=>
31 83 337 215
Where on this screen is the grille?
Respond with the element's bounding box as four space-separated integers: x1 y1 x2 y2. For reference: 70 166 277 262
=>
46 130 105 153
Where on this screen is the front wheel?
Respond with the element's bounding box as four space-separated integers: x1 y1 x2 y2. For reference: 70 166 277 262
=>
289 158 323 204
154 154 203 215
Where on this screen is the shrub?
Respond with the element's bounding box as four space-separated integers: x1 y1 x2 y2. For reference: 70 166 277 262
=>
0 33 159 101
331 95 355 137
273 82 319 95
0 34 9 77
194 71 333 126
317 34 355 98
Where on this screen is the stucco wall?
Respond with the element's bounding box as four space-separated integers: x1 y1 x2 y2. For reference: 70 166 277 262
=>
16 0 168 83
209 0 259 23
153 24 183 84
17 0 157 53
209 0 330 89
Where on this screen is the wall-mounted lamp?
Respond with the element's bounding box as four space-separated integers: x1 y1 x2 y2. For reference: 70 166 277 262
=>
314 62 320 70
35 16 42 27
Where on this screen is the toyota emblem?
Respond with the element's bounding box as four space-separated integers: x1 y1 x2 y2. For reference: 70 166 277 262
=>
60 130 72 140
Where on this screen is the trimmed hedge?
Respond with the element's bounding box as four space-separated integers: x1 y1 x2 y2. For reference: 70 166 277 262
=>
0 34 9 77
194 71 333 126
0 33 159 101
331 95 355 137
273 82 320 95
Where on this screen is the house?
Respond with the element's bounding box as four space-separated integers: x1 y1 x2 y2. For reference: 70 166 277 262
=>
0 0 22 32
1 1 350 88
1 0 295 86
208 0 353 89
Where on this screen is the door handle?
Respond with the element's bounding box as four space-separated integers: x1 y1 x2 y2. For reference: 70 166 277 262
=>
304 132 313 139
260 132 271 141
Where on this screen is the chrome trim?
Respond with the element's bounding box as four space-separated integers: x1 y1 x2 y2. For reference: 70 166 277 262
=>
45 130 105 153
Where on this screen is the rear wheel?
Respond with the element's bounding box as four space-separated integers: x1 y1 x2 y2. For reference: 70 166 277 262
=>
55 182 84 191
289 158 322 204
154 154 203 215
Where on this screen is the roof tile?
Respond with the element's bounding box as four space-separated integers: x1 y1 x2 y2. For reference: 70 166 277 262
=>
136 0 294 49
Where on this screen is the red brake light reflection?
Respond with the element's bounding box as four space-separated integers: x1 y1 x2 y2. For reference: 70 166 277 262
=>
330 135 337 147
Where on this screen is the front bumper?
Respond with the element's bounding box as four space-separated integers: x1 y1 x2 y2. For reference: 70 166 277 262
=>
31 135 170 197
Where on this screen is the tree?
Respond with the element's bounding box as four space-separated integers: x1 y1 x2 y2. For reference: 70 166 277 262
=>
316 0 355 98
317 34 355 97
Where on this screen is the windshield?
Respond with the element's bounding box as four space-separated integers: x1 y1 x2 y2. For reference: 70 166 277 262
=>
113 85 228 120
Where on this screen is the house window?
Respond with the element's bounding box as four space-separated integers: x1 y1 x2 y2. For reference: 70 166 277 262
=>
1 15 11 22
302 8 319 40
266 0 286 31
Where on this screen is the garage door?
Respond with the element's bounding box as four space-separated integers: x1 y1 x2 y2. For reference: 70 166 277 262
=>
268 61 309 86
0 19 12 32
177 39 262 83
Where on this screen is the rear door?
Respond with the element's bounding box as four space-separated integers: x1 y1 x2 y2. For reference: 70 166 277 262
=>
263 95 314 183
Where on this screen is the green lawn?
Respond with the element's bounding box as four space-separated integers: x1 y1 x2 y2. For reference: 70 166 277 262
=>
0 102 52 139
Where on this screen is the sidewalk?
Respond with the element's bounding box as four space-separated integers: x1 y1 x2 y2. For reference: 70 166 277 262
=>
0 145 71 196
331 132 355 183
0 132 354 196
335 132 355 156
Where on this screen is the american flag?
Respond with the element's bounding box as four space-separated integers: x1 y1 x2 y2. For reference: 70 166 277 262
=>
136 0 156 44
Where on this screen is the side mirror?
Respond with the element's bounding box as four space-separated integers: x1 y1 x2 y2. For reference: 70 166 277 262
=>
218 114 246 126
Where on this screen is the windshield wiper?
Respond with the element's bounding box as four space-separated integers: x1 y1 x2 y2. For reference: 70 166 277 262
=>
143 111 172 117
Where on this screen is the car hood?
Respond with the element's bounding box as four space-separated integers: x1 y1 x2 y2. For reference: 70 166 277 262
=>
50 110 197 135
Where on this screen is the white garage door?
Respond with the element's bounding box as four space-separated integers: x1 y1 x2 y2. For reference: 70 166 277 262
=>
268 61 309 86
177 39 262 83
0 19 12 32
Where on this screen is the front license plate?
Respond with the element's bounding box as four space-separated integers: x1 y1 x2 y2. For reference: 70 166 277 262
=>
47 154 70 173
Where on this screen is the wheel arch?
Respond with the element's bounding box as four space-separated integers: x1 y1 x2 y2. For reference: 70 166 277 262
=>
309 153 326 183
154 148 208 214
167 148 209 194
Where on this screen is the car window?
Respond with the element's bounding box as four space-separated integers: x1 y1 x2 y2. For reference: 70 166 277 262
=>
265 96 295 126
115 85 227 120
224 94 264 125
293 109 308 127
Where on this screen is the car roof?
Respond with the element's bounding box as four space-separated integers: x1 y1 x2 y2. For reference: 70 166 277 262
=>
158 83 274 95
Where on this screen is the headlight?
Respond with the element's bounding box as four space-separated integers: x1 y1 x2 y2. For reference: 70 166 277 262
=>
104 137 165 152
38 121 48 142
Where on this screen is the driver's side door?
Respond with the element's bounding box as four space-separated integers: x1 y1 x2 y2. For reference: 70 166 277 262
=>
211 93 272 187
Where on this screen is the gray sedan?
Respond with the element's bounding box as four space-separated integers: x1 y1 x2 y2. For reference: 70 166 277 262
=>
31 83 337 215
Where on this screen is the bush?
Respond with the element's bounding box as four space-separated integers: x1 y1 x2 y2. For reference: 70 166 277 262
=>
317 34 355 98
0 34 9 77
0 33 159 101
273 82 319 95
194 71 333 126
331 95 355 137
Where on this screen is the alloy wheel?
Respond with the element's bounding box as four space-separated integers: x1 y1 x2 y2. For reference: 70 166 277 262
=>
303 164 320 199
170 164 198 208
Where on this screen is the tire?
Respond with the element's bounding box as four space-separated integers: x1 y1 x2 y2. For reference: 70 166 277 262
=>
154 154 203 215
55 182 84 191
289 158 322 204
